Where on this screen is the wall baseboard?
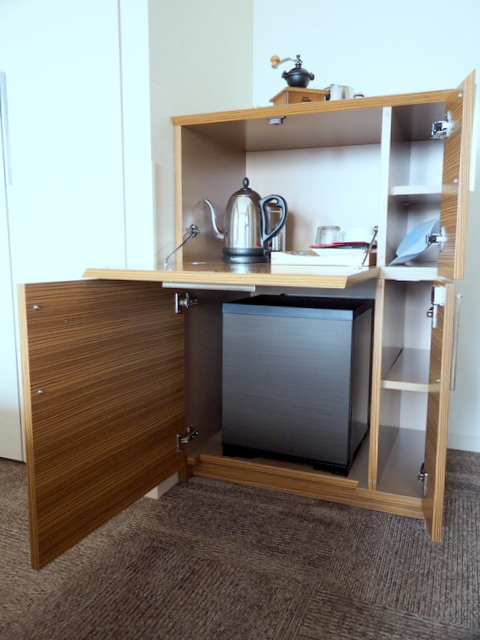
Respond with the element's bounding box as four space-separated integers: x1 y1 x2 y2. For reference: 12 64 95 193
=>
448 433 480 453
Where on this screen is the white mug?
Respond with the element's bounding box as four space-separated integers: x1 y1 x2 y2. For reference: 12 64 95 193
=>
325 84 365 100
344 226 375 244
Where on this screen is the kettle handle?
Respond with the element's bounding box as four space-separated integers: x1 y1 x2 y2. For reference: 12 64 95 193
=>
259 195 288 250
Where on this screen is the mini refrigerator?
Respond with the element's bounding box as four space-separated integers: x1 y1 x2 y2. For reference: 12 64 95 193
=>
222 295 374 475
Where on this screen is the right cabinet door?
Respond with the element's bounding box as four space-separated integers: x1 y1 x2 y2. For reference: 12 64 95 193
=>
438 70 475 280
423 281 456 541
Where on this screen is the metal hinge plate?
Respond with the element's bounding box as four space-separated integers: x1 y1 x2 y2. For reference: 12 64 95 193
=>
426 284 446 329
418 462 429 497
268 116 285 126
174 292 198 314
177 426 199 452
428 226 447 252
431 111 453 139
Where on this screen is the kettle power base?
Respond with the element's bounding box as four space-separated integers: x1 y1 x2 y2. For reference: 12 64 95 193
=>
222 248 269 264
222 255 269 264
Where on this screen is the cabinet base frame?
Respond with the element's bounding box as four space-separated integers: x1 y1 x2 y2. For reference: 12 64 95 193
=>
186 453 424 521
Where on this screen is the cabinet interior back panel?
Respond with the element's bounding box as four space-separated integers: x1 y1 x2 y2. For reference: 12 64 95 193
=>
181 126 246 263
408 141 444 185
247 145 381 251
392 102 446 141
404 282 432 349
400 390 428 431
382 281 406 350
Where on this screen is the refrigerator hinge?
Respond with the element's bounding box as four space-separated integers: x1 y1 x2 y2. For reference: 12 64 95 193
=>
177 427 199 452
175 292 198 314
431 111 453 139
418 462 429 497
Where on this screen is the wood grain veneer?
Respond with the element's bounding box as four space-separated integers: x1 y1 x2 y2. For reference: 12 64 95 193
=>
187 453 423 519
423 282 456 541
368 278 385 490
83 266 380 290
171 89 452 127
189 453 358 501
269 87 329 106
438 71 475 280
174 125 184 252
19 280 185 569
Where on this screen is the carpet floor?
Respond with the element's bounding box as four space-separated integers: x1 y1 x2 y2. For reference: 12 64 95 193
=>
1 450 479 640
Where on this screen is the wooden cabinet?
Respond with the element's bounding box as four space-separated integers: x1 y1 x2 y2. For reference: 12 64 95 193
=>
19 73 475 569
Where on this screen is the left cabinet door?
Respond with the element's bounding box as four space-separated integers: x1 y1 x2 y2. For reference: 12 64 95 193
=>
18 280 186 570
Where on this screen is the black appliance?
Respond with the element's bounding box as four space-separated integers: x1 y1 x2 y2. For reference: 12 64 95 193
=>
221 295 374 475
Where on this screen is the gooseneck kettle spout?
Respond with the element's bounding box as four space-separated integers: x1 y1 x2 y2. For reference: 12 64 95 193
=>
203 199 224 240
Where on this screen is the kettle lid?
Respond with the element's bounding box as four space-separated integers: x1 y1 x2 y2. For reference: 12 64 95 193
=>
231 177 260 199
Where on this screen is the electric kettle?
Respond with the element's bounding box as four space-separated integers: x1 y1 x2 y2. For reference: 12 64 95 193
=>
204 178 288 264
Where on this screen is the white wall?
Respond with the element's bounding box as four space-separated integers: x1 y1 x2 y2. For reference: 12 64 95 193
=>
1 1 127 284
149 0 253 264
121 0 156 271
253 0 480 451
0 0 154 460
0 74 21 460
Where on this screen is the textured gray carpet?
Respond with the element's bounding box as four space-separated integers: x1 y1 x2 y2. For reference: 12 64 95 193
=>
1 450 479 640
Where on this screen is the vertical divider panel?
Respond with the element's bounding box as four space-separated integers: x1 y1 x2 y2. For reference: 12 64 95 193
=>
377 107 393 267
375 280 407 487
368 278 385 490
385 108 412 265
174 125 184 254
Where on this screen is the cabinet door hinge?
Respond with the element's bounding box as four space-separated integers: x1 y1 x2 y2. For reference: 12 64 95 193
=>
426 284 445 329
431 111 453 139
428 226 447 252
175 292 198 314
177 426 199 452
268 116 285 125
418 462 429 496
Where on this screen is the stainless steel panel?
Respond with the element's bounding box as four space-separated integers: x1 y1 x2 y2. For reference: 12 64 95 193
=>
350 307 373 457
222 312 353 465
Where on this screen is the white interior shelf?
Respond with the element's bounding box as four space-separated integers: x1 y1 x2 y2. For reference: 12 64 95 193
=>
390 185 442 196
380 265 438 281
389 185 442 205
382 347 430 392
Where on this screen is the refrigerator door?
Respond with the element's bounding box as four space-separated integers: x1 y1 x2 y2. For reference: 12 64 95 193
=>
222 296 373 474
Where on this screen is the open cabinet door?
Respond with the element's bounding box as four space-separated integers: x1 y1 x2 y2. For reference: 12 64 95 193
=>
437 70 475 280
18 280 185 569
422 281 456 541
